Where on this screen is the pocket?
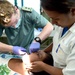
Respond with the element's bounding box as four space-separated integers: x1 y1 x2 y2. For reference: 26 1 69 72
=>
56 43 69 62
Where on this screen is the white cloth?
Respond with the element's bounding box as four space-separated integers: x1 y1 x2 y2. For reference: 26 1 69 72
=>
52 23 75 75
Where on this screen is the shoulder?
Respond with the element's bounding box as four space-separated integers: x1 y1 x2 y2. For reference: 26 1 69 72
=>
21 7 32 13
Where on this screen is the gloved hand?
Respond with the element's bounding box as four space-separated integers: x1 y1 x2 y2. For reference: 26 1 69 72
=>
13 46 26 55
29 42 40 53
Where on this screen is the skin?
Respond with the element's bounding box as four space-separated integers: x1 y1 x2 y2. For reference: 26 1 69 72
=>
0 1 53 74
0 4 53 54
4 7 20 27
8 50 47 75
29 8 75 75
44 9 75 28
2 6 53 41
0 42 13 53
29 50 47 62
8 59 26 75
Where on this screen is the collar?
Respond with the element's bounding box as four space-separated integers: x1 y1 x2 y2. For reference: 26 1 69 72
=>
69 23 75 33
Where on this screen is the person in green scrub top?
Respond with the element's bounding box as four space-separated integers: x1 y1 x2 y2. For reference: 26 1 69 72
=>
0 0 53 53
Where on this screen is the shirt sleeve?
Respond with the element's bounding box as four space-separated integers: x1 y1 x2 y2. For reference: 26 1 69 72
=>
27 9 49 28
62 45 75 75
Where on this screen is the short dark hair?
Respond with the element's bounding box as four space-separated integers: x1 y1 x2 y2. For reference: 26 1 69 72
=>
43 52 53 66
40 0 75 14
33 52 53 75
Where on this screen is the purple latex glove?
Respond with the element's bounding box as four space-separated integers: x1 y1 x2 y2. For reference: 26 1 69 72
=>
13 46 26 55
29 42 40 53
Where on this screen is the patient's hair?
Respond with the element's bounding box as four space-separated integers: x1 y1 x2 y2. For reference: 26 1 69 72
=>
43 52 53 66
33 52 53 75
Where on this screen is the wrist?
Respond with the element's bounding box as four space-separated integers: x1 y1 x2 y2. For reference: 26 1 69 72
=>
34 37 41 44
39 61 45 70
9 46 13 53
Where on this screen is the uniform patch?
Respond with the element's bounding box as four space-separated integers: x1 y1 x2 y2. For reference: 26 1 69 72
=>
21 7 32 12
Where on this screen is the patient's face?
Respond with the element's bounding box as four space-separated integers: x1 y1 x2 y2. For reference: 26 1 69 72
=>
29 50 47 62
22 50 47 64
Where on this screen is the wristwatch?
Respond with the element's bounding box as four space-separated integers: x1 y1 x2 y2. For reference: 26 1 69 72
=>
34 37 41 44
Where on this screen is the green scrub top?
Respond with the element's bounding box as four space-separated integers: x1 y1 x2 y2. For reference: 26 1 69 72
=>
0 7 49 53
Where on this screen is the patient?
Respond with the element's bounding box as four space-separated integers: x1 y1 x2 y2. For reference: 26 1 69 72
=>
8 50 53 75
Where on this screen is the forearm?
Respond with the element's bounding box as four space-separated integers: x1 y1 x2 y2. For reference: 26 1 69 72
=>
37 22 53 41
43 42 53 53
41 62 63 75
0 42 13 53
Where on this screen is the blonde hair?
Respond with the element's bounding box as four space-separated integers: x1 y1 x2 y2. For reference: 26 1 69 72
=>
0 0 16 25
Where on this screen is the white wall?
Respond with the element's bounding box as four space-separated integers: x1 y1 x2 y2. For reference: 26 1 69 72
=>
7 0 40 14
7 0 14 5
24 0 40 14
